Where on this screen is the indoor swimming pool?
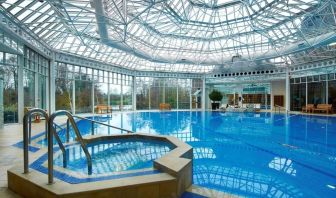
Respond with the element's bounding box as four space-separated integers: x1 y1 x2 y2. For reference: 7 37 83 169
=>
25 111 336 197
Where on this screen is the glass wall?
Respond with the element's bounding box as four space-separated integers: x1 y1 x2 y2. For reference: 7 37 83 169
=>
110 84 121 110
123 85 132 110
328 79 336 112
290 83 306 111
165 78 177 109
75 80 92 113
56 63 73 111
24 47 49 109
192 79 202 109
290 72 336 112
308 82 326 105
136 77 199 110
23 70 35 107
1 53 18 123
55 62 133 113
136 77 150 110
178 79 191 109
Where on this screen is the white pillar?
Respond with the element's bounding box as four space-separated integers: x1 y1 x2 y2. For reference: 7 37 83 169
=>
18 55 24 123
92 77 95 114
189 80 192 109
49 54 56 114
326 80 328 104
202 76 206 110
132 76 136 111
107 79 110 110
305 80 308 105
34 72 39 108
72 80 76 114
285 67 290 112
176 83 179 109
120 74 123 111
270 81 274 111
0 72 3 129
163 80 165 104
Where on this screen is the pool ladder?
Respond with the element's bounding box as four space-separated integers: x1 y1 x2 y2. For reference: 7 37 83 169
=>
23 109 135 184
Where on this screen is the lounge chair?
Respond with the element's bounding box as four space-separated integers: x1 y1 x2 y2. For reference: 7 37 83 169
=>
312 104 332 114
302 104 314 113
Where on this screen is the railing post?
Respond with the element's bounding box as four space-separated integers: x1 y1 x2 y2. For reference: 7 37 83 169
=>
48 119 54 184
66 119 70 143
23 115 29 174
91 121 94 135
28 116 32 144
23 109 49 175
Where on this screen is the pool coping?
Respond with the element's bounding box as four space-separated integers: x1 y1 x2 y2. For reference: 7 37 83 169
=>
7 133 193 198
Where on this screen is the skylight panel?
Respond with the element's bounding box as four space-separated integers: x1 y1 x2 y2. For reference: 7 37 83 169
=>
30 1 43 10
9 7 22 15
25 13 41 23
17 10 32 20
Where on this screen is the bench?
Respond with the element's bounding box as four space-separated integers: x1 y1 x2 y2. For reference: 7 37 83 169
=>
159 103 171 110
95 105 112 114
312 104 332 114
302 104 314 113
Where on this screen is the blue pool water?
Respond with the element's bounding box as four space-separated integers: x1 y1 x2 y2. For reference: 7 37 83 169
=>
36 111 336 197
53 138 173 174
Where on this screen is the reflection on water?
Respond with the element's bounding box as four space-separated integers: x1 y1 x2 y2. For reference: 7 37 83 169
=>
45 111 336 197
54 138 173 174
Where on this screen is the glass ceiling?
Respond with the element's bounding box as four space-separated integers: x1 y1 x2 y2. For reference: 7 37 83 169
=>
0 0 336 73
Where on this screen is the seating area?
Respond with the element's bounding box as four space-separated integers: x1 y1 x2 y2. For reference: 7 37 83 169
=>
95 105 112 114
159 103 171 110
302 104 333 114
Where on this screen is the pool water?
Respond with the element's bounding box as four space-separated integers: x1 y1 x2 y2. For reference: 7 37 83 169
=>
41 111 336 197
53 138 173 175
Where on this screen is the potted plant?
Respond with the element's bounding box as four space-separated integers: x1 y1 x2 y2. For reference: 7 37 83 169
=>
209 90 223 110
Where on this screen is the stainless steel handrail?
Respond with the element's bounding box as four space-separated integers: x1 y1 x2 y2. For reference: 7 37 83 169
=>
52 123 68 168
73 115 135 134
48 110 92 184
23 108 49 174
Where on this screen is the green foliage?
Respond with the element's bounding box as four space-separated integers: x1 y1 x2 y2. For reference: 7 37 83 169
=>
209 90 223 102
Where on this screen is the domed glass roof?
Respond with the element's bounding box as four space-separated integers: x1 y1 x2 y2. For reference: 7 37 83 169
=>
1 0 336 73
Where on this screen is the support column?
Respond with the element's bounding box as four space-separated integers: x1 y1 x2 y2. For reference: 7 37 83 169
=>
176 83 179 110
35 72 39 108
326 80 328 104
120 75 123 111
163 80 165 104
72 80 75 114
270 81 274 111
189 80 192 110
201 76 206 111
132 76 136 111
149 86 151 110
305 80 308 105
49 54 56 114
18 55 24 123
265 90 268 110
92 77 95 115
285 67 290 112
0 71 3 129
107 79 110 111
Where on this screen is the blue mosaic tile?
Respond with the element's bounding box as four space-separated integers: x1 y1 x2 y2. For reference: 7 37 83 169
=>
181 192 207 198
30 146 162 184
12 141 40 152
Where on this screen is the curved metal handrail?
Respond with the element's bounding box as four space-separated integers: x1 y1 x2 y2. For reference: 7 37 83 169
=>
48 110 92 184
73 115 135 134
23 108 49 174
